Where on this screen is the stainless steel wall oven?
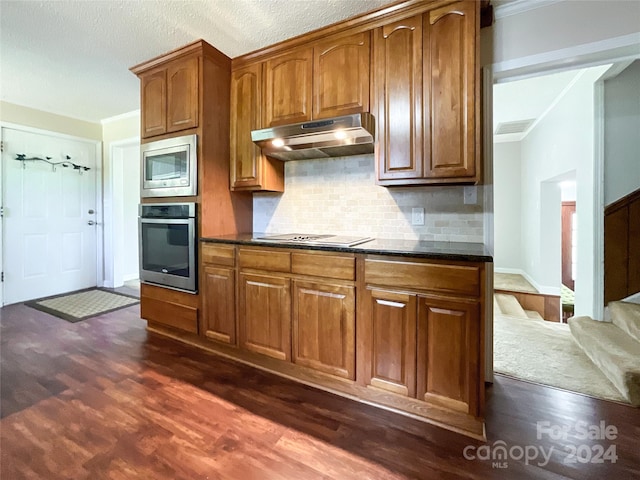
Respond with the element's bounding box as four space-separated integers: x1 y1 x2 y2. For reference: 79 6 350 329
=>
139 202 197 292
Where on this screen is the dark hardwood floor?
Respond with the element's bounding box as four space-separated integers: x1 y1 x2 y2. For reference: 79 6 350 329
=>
1 301 638 479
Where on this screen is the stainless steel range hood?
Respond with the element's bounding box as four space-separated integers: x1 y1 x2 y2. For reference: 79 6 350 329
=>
251 113 375 161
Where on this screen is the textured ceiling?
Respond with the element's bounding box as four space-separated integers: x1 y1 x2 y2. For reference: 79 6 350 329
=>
0 0 393 123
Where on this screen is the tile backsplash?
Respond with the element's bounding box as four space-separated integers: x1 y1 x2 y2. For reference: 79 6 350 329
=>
253 155 484 243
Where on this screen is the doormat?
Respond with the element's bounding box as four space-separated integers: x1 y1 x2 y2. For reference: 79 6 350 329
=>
25 288 139 323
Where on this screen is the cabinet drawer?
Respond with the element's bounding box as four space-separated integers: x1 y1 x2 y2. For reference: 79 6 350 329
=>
141 296 198 334
291 252 355 280
201 243 235 266
239 248 291 272
364 259 480 297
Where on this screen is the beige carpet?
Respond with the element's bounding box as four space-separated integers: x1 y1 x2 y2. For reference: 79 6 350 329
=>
494 273 538 293
494 313 628 403
26 288 139 323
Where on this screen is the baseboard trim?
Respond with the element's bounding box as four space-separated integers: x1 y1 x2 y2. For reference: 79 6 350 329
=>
494 267 561 296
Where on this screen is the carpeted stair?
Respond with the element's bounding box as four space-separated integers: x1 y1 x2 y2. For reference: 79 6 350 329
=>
569 301 640 406
494 293 543 321
526 310 544 321
610 301 640 343
495 293 528 318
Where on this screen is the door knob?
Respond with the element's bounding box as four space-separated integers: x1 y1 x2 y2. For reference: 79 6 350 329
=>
87 220 95 225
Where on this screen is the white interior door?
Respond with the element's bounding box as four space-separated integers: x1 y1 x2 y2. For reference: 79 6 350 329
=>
2 127 98 305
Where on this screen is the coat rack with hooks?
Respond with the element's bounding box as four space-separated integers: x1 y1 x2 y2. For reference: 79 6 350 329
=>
14 154 91 173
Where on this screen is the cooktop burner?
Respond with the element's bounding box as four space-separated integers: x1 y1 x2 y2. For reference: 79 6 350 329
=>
256 233 373 247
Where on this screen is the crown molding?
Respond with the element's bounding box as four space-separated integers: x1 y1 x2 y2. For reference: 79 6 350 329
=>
101 110 140 125
494 0 563 20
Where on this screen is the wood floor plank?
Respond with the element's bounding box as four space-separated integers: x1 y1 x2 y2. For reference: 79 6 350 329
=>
1 302 639 479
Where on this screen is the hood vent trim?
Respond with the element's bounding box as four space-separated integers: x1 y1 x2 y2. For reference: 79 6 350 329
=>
251 113 375 161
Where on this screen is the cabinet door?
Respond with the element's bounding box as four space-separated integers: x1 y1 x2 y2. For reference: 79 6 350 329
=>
313 32 370 119
230 64 284 192
292 280 355 379
202 266 236 345
416 296 479 415
362 288 416 397
166 56 199 133
141 70 167 138
424 1 477 179
239 273 291 361
264 47 313 127
373 15 424 182
231 64 263 189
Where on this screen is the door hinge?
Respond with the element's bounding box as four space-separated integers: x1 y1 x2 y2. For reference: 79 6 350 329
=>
0 140 3 153
0 206 3 218
1 272 4 283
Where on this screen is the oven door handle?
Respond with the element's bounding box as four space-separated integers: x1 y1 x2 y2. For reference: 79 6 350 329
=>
139 218 194 224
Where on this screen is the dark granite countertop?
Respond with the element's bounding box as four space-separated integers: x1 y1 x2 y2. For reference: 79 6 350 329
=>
201 233 493 263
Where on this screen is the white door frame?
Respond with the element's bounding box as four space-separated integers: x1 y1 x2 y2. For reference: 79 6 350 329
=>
488 35 640 320
103 136 139 288
0 122 103 303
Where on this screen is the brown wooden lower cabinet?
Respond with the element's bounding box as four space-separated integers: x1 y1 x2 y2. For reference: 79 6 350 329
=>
360 287 480 416
196 243 486 438
238 272 291 361
202 265 236 345
416 296 480 415
292 280 355 380
362 287 417 397
140 283 199 334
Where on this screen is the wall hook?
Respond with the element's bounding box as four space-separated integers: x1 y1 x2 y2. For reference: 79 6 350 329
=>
14 153 91 174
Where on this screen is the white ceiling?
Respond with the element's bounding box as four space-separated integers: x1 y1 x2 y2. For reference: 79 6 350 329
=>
0 0 392 123
493 68 585 142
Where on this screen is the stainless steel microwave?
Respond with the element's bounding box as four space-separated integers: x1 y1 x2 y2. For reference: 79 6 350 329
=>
141 134 197 198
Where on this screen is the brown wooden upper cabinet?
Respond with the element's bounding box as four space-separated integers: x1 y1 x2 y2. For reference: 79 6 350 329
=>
231 32 370 191
263 33 371 127
313 32 371 119
230 64 284 192
373 15 424 182
374 1 479 185
139 56 199 138
264 47 314 127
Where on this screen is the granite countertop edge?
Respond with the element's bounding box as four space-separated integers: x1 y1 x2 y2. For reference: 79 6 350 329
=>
201 235 493 263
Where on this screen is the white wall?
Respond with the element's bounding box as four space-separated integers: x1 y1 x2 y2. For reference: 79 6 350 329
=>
121 144 140 280
604 60 640 206
485 0 640 321
0 101 101 140
101 112 140 287
493 142 522 270
253 156 484 242
483 1 640 72
519 65 609 316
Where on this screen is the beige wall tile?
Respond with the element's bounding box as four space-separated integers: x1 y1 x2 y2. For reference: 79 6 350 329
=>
254 155 484 243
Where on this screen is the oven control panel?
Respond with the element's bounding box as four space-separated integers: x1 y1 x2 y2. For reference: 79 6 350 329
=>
139 202 195 219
